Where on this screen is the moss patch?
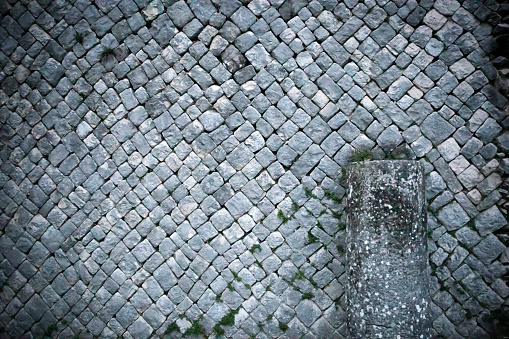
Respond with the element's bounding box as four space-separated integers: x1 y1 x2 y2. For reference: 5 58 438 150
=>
279 321 289 332
350 149 373 162
277 210 291 223
302 292 314 300
185 319 205 335
214 309 239 335
165 322 179 334
250 244 261 253
307 230 319 244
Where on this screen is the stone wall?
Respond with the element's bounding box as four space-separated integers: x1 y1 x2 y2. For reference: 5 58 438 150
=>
0 0 507 338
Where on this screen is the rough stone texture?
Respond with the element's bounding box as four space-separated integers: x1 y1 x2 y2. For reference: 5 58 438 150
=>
0 0 507 338
346 161 430 338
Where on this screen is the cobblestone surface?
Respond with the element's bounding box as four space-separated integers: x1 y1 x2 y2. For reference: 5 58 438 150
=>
0 0 508 338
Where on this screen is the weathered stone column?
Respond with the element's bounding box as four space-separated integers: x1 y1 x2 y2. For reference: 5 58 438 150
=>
345 160 430 338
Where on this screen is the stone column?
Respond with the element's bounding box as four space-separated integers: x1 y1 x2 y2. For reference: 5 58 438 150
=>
345 160 430 338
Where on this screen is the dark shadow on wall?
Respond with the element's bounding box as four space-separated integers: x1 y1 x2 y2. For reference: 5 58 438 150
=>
492 1 509 98
490 3 509 339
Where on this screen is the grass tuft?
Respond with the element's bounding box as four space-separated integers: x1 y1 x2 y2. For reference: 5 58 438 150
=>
101 47 115 60
277 210 291 223
324 190 341 203
250 244 261 253
307 230 319 244
214 309 239 335
214 323 225 336
75 31 84 44
316 221 323 230
165 322 179 334
185 319 205 335
302 292 314 300
331 210 342 219
338 167 347 183
466 219 478 231
232 271 241 282
293 270 305 280
350 149 373 162
304 187 318 199
220 309 238 326
44 324 58 337
337 244 345 253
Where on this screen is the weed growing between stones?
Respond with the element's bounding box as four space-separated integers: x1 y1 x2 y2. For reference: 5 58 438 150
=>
302 292 314 300
331 210 342 219
350 149 373 162
165 322 179 334
453 281 466 295
279 321 289 332
214 309 239 335
316 220 323 230
324 190 341 203
44 324 58 338
427 206 439 218
447 229 457 237
250 244 261 253
232 271 241 281
74 32 84 44
430 262 437 276
185 319 205 335
100 47 115 60
439 280 450 291
466 219 478 231
337 244 345 253
277 210 291 223
293 270 305 280
304 187 318 199
214 324 225 336
334 298 342 310
384 151 396 160
338 167 347 184
307 230 319 244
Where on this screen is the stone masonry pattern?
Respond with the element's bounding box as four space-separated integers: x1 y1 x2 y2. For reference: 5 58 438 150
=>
0 0 508 338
